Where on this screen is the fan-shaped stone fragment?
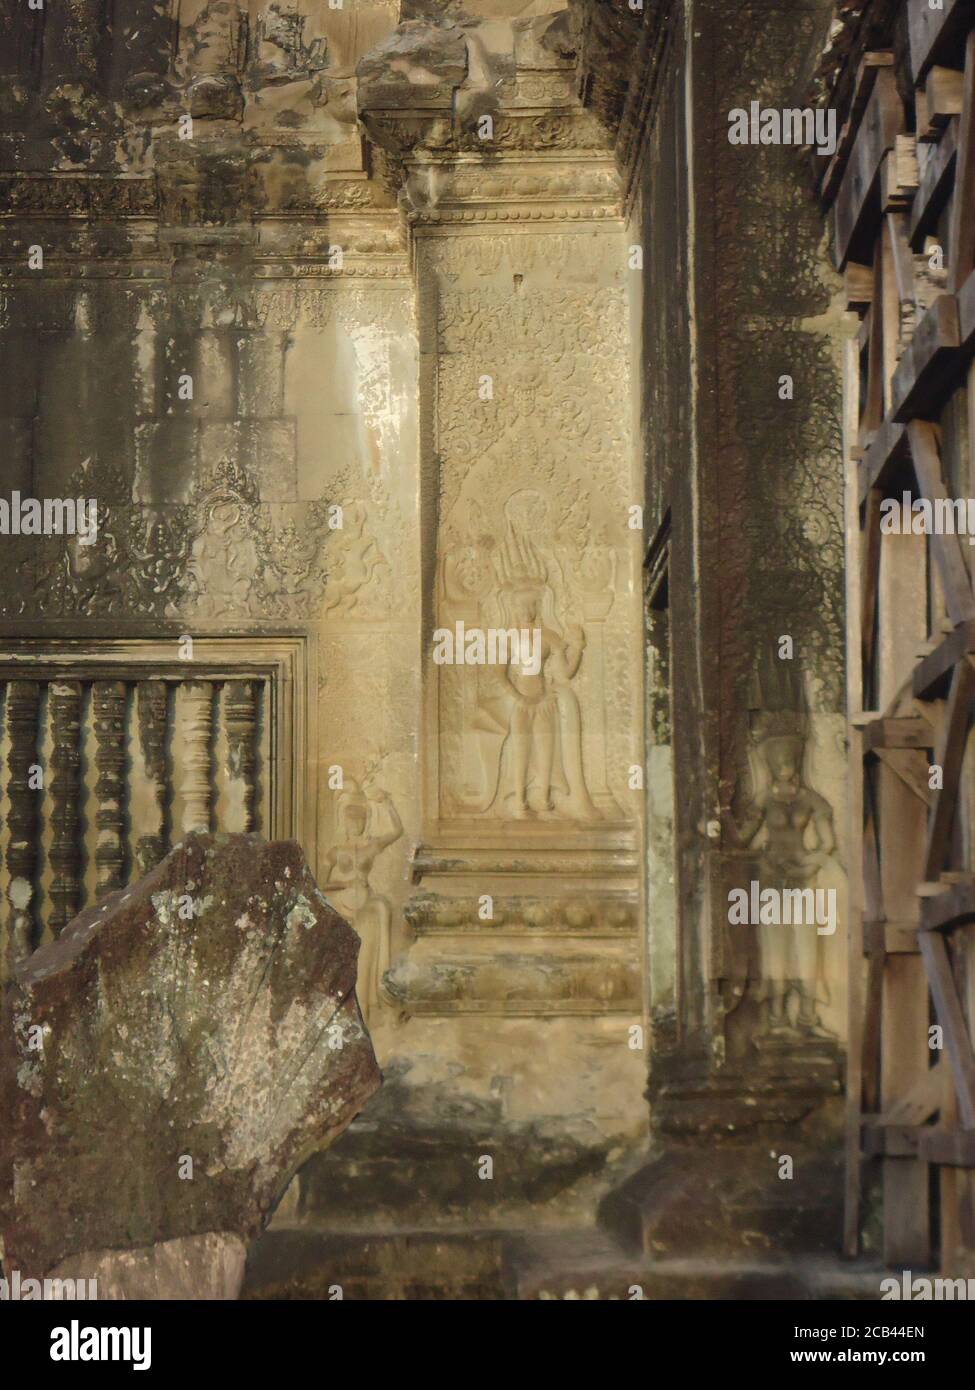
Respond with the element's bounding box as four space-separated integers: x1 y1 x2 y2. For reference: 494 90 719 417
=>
0 833 381 1282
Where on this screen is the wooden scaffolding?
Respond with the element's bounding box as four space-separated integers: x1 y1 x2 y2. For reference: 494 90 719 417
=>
821 0 975 1269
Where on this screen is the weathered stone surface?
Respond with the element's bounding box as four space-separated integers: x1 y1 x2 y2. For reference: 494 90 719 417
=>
49 1233 247 1302
355 19 469 108
0 833 381 1280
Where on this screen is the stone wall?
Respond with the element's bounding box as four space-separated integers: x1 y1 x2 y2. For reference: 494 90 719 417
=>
0 0 648 1235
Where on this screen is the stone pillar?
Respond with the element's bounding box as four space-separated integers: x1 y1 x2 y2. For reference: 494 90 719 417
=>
359 12 645 1026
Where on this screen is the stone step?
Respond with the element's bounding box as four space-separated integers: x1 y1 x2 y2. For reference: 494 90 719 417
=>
243 1225 885 1301
599 1142 845 1258
243 1227 507 1301
505 1231 887 1301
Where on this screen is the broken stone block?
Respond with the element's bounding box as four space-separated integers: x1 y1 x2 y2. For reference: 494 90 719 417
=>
48 1233 247 1302
355 20 468 111
0 833 381 1284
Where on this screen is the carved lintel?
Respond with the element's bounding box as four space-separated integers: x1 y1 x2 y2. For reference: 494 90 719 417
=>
405 891 638 936
383 940 641 1016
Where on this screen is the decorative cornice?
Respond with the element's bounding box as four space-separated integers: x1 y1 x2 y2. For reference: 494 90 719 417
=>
0 174 158 218
356 11 621 223
574 0 678 212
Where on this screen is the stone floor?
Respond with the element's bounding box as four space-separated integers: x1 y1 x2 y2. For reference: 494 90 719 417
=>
243 1224 886 1301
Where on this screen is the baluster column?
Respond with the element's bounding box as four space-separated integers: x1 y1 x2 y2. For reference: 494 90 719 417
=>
136 680 169 874
224 680 258 833
92 680 128 895
49 681 83 935
181 682 213 835
5 681 40 964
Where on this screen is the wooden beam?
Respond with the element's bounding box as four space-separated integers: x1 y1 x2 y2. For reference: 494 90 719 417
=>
820 51 895 205
958 264 975 349
881 135 920 212
949 31 975 292
865 920 922 954
886 212 918 307
926 66 966 131
921 876 975 930
876 748 935 806
861 488 882 676
913 621 975 698
844 335 867 1260
918 1128 975 1163
877 1060 943 1125
845 260 874 312
923 657 975 878
909 0 975 85
908 420 975 625
862 1121 924 1157
919 931 975 1127
910 119 958 248
835 69 903 269
892 295 962 420
862 716 936 751
859 418 908 502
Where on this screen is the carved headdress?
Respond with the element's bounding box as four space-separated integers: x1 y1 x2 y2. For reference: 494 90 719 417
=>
747 644 809 744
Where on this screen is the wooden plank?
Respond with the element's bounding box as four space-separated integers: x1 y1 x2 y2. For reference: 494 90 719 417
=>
949 31 975 293
921 876 975 930
923 657 975 878
862 943 885 1113
865 920 922 954
926 65 966 130
844 331 867 1260
861 488 882 675
882 135 920 212
909 0 975 84
913 620 975 698
882 220 902 417
835 69 904 269
908 420 975 625
881 1060 944 1125
918 1128 975 1163
862 1121 924 1157
845 260 874 312
892 295 962 420
863 716 936 750
886 213 918 308
820 51 895 205
863 795 885 925
958 264 975 348
859 418 908 502
919 931 975 1127
876 508 935 1266
876 748 935 806
911 119 959 247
